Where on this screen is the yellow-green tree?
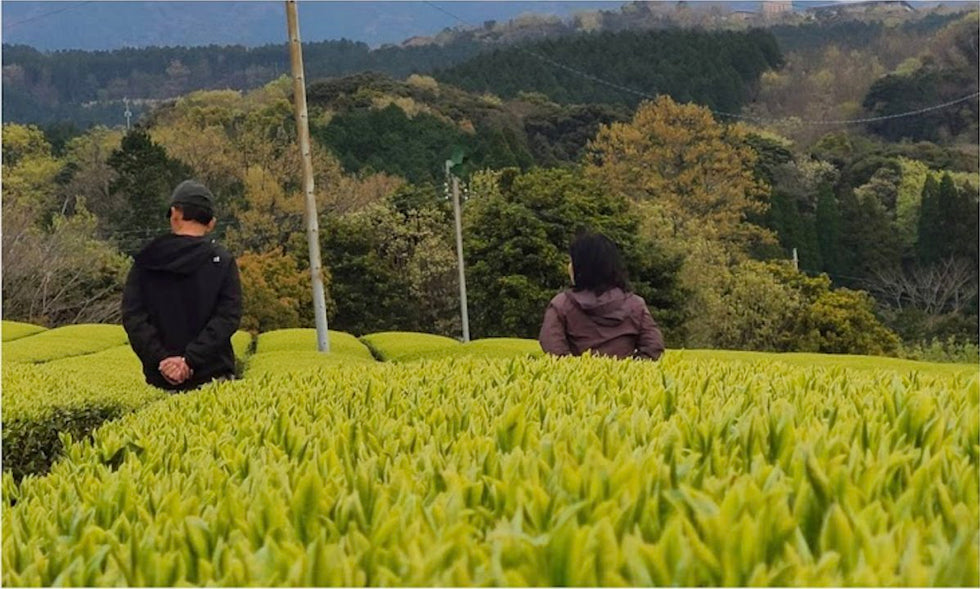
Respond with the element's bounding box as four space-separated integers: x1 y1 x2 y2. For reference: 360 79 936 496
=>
237 248 335 333
1 124 63 222
585 96 775 346
585 95 772 257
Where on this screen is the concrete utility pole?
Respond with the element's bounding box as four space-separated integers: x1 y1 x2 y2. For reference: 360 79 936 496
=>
123 98 132 130
446 161 470 342
286 0 330 352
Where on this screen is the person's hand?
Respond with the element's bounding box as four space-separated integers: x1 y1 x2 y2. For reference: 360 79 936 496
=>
159 356 192 385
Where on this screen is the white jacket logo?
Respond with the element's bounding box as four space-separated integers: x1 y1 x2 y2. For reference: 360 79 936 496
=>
212 256 220 263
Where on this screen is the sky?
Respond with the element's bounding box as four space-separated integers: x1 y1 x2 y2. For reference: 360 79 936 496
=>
1 1 632 51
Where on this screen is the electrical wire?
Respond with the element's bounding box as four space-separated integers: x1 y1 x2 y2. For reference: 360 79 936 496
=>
2 1 94 31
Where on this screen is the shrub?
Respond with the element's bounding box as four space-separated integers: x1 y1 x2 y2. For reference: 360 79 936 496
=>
359 331 461 362
255 328 374 361
1 321 46 342
3 355 977 586
2 324 127 364
3 331 254 480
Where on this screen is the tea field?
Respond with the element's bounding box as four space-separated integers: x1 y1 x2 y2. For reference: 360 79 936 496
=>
2 321 977 586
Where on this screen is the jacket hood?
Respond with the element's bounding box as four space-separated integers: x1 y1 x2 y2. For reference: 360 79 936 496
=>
135 234 218 275
567 288 630 326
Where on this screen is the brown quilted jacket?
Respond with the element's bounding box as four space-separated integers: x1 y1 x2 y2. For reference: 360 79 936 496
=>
538 288 665 360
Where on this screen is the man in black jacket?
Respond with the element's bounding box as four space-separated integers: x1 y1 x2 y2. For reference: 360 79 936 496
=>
122 180 242 391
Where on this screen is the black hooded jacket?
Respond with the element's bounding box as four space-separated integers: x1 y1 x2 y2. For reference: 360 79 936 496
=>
122 234 242 390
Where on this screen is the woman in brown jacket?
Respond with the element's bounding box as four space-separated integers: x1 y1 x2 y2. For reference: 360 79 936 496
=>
538 233 665 360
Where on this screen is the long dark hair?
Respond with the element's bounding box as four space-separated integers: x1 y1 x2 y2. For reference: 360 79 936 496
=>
569 232 629 294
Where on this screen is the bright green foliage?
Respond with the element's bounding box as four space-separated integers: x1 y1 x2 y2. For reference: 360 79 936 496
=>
231 331 254 361
360 331 461 362
247 351 376 378
457 338 543 359
2 324 127 364
410 338 544 362
678 349 977 378
2 346 164 479
1 321 46 343
360 333 540 362
3 354 977 586
696 261 901 356
254 329 374 360
3 331 254 480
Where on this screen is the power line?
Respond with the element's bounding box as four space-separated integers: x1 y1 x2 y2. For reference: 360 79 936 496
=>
2 1 94 31
422 1 980 128
714 92 980 126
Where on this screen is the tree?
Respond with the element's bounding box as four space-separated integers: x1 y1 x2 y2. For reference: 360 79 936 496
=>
863 13 979 143
463 167 685 339
916 174 942 264
1 123 64 225
57 126 124 232
709 261 899 355
955 181 979 265
320 201 460 336
932 172 978 263
870 257 978 316
895 156 931 246
435 28 781 111
2 204 130 327
107 127 192 254
585 95 772 257
237 249 330 333
814 182 842 276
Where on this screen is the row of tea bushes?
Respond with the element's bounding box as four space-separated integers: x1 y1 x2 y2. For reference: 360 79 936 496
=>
4 353 977 585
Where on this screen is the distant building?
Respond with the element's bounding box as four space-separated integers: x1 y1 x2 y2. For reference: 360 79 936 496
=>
762 1 793 18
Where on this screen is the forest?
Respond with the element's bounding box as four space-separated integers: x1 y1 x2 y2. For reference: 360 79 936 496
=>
2 7 978 362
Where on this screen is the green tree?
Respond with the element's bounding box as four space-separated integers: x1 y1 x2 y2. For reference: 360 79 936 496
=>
709 261 900 355
586 95 772 258
320 201 460 336
956 182 979 264
237 248 330 333
929 172 978 263
1 123 64 225
936 173 959 260
464 167 685 339
815 182 842 276
107 127 192 254
916 174 942 264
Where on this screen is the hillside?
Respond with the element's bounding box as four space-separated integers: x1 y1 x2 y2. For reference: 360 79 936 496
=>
434 28 781 111
0 1 628 51
280 27 784 184
0 40 487 127
300 72 629 184
2 3 970 129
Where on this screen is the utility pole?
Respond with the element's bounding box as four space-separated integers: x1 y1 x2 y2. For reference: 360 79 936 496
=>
286 0 330 352
446 160 470 342
792 247 799 271
123 97 132 130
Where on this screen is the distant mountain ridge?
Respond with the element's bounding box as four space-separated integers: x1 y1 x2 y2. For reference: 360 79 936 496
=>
1 0 968 128
0 1 628 51
1 1 959 53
